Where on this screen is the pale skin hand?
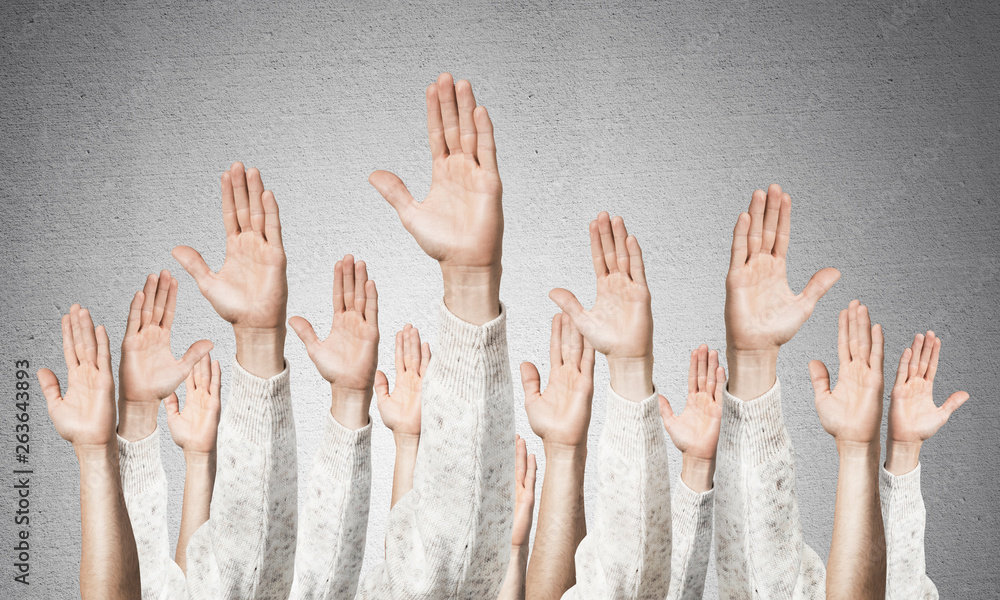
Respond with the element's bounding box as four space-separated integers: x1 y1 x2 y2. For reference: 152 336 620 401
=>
118 270 213 442
37 304 141 600
165 353 221 573
549 213 654 401
290 254 380 430
370 73 503 325
659 345 724 493
811 301 886 600
374 324 429 509
726 184 841 399
523 313 593 600
173 162 288 378
885 331 969 475
498 435 537 600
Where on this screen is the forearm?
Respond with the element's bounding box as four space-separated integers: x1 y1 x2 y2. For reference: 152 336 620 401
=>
880 463 936 599
76 444 141 600
667 477 715 600
175 451 216 573
498 544 530 600
390 435 419 509
526 444 587 600
827 442 886 600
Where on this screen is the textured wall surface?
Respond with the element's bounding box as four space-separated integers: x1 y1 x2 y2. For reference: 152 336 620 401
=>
2 0 998 597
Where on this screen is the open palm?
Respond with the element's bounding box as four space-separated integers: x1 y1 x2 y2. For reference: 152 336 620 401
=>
166 354 221 455
661 346 724 462
811 301 884 445
375 324 429 438
889 331 969 444
726 184 840 352
523 314 596 449
370 73 503 269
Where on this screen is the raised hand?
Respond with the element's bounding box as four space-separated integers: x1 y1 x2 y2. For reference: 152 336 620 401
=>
549 212 653 400
369 73 503 325
173 162 287 378
512 434 537 548
289 254 379 430
118 271 213 441
375 324 429 442
522 313 596 450
165 354 222 456
659 345 724 492
38 305 117 449
885 331 969 475
810 300 885 447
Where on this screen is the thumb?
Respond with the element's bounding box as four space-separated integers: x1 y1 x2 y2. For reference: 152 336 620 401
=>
519 362 541 400
374 370 390 405
165 392 181 420
368 170 417 226
288 316 320 353
799 267 841 312
658 394 676 429
36 369 63 413
172 246 214 291
548 288 587 325
180 339 214 374
940 391 970 420
808 360 831 398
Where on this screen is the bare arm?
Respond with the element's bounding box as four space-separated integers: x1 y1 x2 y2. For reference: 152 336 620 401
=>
497 435 537 600
39 305 142 599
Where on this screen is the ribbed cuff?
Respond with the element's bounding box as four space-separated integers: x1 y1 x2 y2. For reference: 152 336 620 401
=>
602 385 665 460
427 300 510 400
722 378 790 464
671 475 715 540
880 462 923 516
225 357 294 445
117 426 165 495
314 412 372 482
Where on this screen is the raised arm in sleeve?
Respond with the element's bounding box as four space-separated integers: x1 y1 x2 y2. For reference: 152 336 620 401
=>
667 477 714 600
881 464 939 600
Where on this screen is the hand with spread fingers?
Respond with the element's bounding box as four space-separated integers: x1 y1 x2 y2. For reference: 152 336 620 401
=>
659 345 724 493
289 254 380 430
173 162 287 378
885 331 969 475
118 270 213 442
369 73 503 325
549 212 654 401
498 435 537 600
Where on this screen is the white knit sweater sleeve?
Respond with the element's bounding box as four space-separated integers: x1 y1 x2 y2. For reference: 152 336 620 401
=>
357 301 515 598
117 427 188 600
288 413 372 600
183 359 298 600
714 379 826 599
561 387 673 600
881 464 939 600
667 477 715 600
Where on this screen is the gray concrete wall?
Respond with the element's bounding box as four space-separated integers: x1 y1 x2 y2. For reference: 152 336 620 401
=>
2 0 997 597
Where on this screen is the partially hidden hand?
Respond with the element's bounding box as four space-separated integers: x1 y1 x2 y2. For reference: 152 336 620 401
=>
38 305 117 451
885 331 969 474
375 324 429 444
512 434 537 549
289 254 379 430
173 162 287 378
165 353 221 458
810 301 884 449
549 213 653 401
659 345 724 492
118 271 213 441
369 73 503 325
522 313 596 452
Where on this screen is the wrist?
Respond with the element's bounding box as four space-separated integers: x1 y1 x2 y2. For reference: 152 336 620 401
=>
330 385 371 430
393 431 420 450
440 264 501 326
116 399 160 442
543 440 588 467
680 454 716 493
836 439 881 463
607 355 655 401
885 439 922 475
234 325 286 379
182 449 217 467
74 442 118 466
725 347 778 400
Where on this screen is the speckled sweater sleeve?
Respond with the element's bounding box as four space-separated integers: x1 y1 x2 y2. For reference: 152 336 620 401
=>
358 301 515 599
881 464 938 600
714 380 826 600
667 477 714 600
183 358 298 600
562 387 673 600
118 427 188 600
288 413 372 600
